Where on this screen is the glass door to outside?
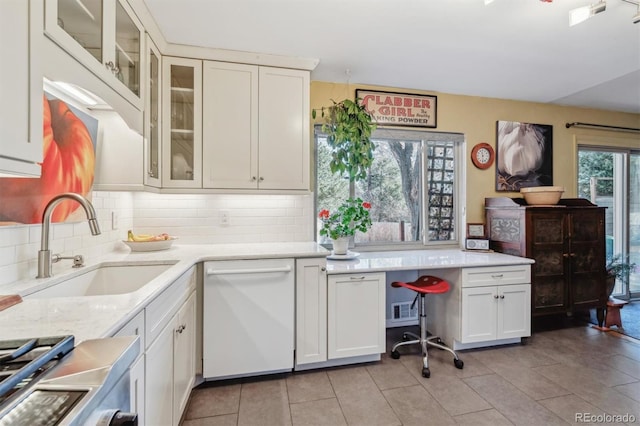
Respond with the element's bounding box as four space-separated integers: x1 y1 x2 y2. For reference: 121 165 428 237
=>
578 148 639 299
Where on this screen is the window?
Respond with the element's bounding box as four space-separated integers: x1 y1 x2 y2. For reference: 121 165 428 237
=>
578 146 640 299
315 126 463 248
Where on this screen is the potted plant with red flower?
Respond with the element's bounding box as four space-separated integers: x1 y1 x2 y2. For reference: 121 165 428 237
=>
318 197 372 254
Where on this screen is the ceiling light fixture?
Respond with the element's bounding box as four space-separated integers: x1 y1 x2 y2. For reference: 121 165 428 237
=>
43 78 109 108
52 82 99 106
569 1 606 26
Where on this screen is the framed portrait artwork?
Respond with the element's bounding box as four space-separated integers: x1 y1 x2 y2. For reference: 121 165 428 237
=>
495 120 553 192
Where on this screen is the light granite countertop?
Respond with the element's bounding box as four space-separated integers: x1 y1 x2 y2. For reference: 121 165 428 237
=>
0 243 532 344
0 242 327 342
326 249 534 274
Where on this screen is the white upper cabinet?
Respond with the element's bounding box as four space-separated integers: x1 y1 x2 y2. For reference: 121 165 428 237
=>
202 61 310 190
202 61 258 189
44 0 143 109
0 0 43 176
257 67 310 190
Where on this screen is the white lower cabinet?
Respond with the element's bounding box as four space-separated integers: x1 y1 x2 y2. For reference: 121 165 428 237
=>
145 291 196 426
114 309 145 424
327 272 386 359
173 292 196 426
427 265 531 350
295 267 386 368
114 266 196 426
145 317 174 425
295 258 328 365
128 354 145 426
461 283 530 343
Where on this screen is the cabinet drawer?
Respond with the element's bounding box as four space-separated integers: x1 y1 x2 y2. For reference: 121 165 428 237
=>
114 309 145 352
146 266 196 348
462 265 531 288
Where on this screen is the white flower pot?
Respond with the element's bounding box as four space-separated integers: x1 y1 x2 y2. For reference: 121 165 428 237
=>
331 237 350 255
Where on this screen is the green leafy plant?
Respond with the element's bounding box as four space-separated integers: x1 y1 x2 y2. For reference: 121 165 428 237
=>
318 198 372 240
313 98 376 182
606 254 637 281
605 253 637 296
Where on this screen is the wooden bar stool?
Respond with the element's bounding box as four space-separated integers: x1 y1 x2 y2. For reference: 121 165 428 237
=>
390 275 463 378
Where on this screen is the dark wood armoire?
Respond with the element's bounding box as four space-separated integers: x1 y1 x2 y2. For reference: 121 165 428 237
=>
485 197 607 324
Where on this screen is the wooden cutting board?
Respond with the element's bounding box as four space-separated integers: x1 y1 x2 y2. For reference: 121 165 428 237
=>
0 294 23 312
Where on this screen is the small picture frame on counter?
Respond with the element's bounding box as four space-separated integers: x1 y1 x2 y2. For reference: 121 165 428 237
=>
466 223 485 238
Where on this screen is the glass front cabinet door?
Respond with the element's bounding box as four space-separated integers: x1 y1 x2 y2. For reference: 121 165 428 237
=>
114 0 141 98
162 57 202 188
144 35 161 187
44 0 143 109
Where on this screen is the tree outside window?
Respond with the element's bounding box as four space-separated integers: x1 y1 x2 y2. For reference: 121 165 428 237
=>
315 127 461 247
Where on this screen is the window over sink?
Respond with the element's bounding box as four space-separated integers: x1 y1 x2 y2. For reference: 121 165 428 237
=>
315 125 464 249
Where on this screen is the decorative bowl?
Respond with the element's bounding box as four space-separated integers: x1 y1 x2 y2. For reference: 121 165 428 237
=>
122 238 176 252
520 186 565 205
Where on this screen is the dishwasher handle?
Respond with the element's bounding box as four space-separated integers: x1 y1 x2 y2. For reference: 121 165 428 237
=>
206 266 292 276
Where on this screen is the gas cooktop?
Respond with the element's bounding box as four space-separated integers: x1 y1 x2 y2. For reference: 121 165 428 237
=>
0 336 75 407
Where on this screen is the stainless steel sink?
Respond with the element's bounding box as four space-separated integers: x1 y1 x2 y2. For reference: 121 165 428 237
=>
27 263 176 298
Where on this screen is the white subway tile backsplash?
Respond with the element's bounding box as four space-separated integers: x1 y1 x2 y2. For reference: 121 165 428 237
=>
53 223 75 240
0 263 21 286
88 195 103 209
0 246 16 267
0 191 314 284
28 226 41 244
64 236 83 252
15 242 39 263
0 226 29 247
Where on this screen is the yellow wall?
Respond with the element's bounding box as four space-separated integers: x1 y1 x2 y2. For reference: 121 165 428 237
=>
311 81 640 223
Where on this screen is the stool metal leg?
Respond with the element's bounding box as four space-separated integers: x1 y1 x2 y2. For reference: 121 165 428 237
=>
419 293 430 378
390 293 464 377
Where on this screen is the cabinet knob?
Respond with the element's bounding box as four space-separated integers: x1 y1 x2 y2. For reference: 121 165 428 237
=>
259 177 264 181
494 295 499 299
499 295 505 299
321 267 326 272
251 176 257 181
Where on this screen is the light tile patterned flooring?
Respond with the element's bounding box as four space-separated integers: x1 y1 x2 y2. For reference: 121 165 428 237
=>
181 326 640 425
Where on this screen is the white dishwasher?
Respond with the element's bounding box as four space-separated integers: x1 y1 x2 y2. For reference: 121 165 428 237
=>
203 258 295 379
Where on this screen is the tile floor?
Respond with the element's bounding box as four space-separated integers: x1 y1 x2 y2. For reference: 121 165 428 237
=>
181 326 640 425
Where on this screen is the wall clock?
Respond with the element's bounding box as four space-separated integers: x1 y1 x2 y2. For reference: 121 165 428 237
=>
471 143 495 169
